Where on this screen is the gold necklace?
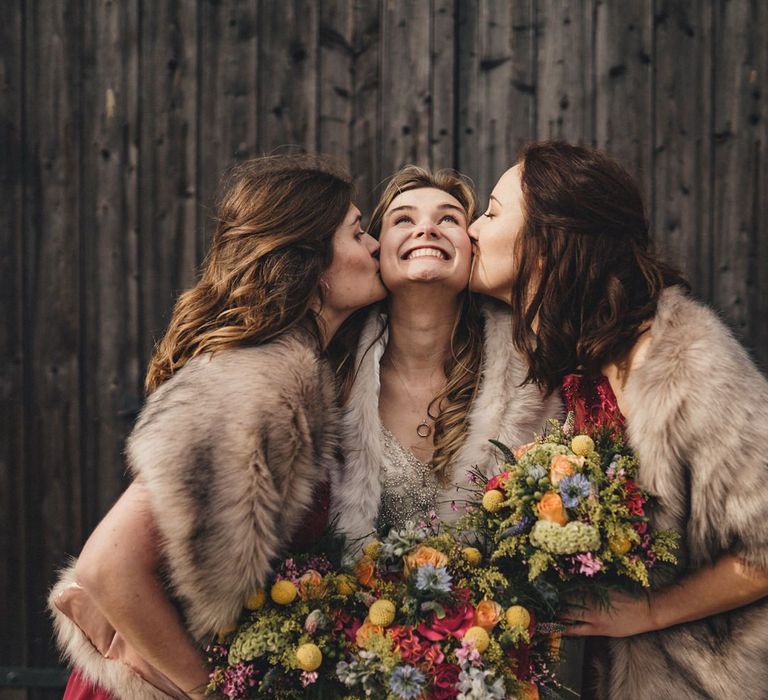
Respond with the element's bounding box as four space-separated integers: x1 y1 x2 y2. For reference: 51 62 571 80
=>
386 355 436 439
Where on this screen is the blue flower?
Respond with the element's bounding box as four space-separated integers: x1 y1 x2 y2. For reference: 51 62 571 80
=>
501 515 533 537
414 564 453 594
389 665 426 699
559 473 591 508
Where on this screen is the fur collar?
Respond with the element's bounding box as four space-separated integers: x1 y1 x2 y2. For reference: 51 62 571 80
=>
332 300 562 541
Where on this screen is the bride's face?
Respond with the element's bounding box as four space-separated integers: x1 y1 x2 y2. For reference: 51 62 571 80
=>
377 187 472 294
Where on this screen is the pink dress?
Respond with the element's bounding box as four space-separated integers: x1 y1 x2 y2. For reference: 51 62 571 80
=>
561 373 624 700
59 483 331 699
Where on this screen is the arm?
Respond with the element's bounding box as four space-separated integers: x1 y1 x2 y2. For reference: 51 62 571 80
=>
74 481 209 698
565 554 768 637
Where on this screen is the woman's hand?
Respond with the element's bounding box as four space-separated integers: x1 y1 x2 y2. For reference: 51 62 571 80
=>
564 554 768 638
563 592 657 638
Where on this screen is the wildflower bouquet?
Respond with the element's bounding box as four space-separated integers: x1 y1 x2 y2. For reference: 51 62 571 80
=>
458 419 678 608
205 522 562 699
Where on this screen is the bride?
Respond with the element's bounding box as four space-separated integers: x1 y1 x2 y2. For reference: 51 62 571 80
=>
331 165 561 543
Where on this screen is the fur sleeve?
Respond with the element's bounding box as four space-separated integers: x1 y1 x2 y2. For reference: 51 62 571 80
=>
127 340 334 640
625 288 768 572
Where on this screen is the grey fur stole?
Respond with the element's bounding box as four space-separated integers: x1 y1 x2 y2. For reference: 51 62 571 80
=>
598 287 768 699
49 329 342 698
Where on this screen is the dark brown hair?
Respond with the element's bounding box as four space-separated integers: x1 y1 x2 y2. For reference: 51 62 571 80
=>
508 141 687 394
330 165 482 483
146 154 353 393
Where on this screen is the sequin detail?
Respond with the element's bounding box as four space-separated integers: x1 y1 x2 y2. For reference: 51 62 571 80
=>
561 373 625 436
377 426 439 530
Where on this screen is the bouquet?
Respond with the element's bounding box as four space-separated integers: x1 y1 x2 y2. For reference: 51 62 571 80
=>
205 522 561 699
456 418 678 609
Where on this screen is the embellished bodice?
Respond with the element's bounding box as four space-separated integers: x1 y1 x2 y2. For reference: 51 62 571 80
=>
377 425 439 530
561 373 625 435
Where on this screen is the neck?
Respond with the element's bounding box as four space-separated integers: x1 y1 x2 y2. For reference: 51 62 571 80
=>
315 307 347 350
384 289 462 372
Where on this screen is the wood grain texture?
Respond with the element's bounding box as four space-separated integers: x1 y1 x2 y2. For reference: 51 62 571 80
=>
430 0 456 169
79 0 141 529
0 0 26 676
536 0 594 143
23 0 84 673
139 0 200 362
594 0 654 200
258 0 319 153
199 0 259 249
652 0 714 297
711 0 767 362
350 0 381 217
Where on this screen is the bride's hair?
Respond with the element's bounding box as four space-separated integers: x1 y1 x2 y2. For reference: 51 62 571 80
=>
145 154 353 393
330 166 481 484
510 141 688 394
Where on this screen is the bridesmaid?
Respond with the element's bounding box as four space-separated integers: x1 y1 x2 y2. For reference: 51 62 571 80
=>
49 155 385 699
468 141 768 699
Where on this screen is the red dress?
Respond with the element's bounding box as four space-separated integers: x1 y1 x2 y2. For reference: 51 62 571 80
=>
561 373 624 700
60 483 331 699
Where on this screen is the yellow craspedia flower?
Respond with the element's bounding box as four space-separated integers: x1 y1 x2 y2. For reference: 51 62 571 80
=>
295 643 322 672
335 573 357 596
463 625 490 653
570 435 595 456
368 599 396 627
461 547 483 566
609 536 632 555
482 489 505 513
362 540 382 559
505 605 531 630
244 589 265 610
270 579 298 605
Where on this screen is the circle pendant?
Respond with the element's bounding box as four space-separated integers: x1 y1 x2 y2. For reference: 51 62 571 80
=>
416 421 432 438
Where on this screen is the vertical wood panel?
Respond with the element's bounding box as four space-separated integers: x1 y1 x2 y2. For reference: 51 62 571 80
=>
458 0 537 203
258 0 319 153
350 1 381 218
430 0 456 169
536 0 595 143
594 0 654 201
318 0 354 173
199 0 259 247
139 0 200 362
23 0 83 672
0 0 26 677
380 0 432 176
79 0 141 529
652 0 714 297
711 0 767 363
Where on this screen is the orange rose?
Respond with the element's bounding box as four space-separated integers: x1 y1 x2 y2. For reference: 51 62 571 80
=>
355 620 385 648
549 632 562 660
549 454 580 486
514 442 536 460
354 556 376 588
473 599 503 632
519 683 540 700
297 569 327 600
403 545 448 576
537 492 568 525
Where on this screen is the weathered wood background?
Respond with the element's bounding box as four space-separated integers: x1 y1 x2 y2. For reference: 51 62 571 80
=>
1 0 766 696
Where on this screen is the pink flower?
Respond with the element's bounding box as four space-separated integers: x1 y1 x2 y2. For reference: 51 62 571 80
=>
417 590 475 641
485 471 510 494
455 638 481 666
574 552 603 577
300 671 318 687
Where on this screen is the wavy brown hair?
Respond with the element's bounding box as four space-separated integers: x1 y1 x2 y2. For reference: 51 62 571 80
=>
145 154 353 393
508 141 688 395
332 165 482 483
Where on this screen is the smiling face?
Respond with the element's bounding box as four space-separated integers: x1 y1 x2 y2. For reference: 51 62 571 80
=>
378 187 472 294
468 164 525 303
323 204 386 314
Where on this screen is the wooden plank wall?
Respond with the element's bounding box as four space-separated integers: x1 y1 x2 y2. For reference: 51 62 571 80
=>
1 1 766 696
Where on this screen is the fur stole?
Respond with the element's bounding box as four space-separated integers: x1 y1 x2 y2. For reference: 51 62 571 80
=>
597 287 768 699
49 328 342 698
331 300 562 542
